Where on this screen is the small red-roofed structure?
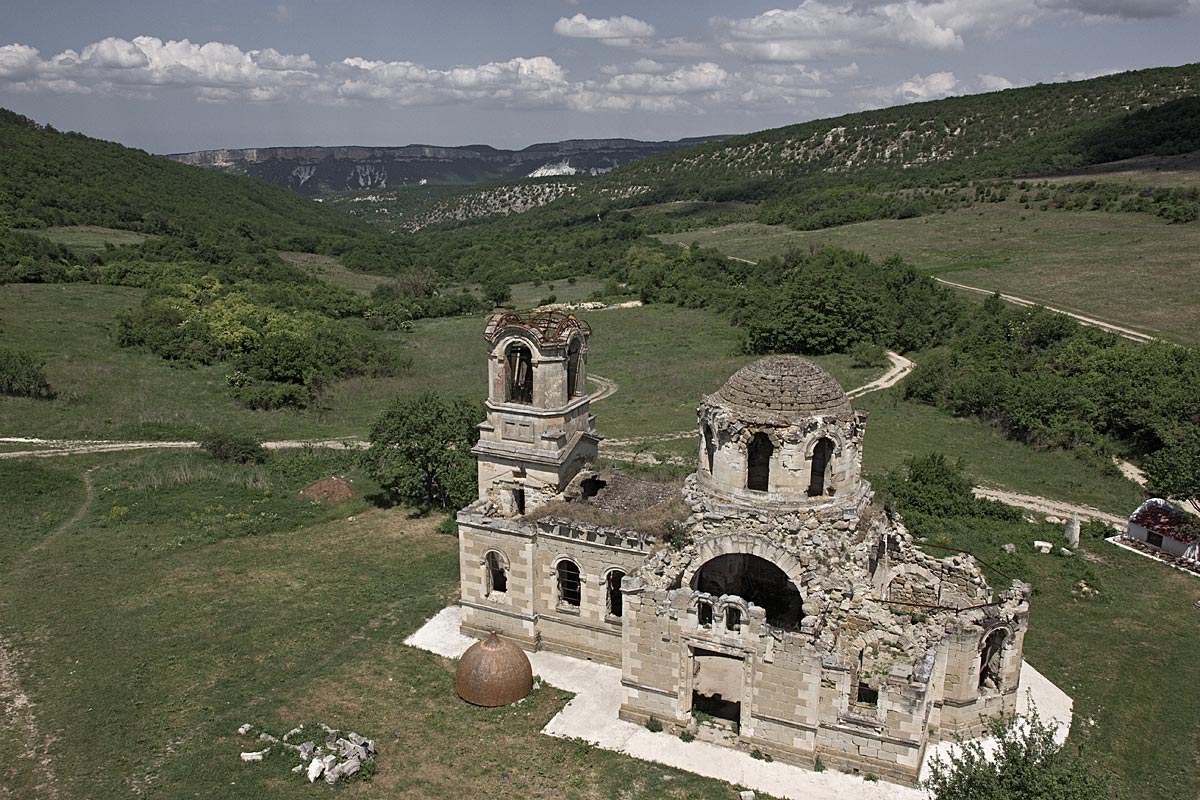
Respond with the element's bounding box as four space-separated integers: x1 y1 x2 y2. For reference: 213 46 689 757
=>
1127 498 1200 564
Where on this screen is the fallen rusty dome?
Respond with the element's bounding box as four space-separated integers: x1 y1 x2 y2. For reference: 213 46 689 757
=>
455 632 533 707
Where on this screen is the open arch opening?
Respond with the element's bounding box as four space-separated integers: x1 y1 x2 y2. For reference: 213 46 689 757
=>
566 338 582 398
808 437 834 497
506 343 534 404
485 551 508 595
979 629 1008 692
747 432 773 492
693 553 804 629
606 569 625 617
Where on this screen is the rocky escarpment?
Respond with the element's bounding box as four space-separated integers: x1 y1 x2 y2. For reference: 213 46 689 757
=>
165 136 727 196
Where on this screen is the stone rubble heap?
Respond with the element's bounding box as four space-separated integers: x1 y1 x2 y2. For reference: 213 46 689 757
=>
237 722 378 784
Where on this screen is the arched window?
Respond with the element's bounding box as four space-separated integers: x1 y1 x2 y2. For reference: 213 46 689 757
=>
979 629 1008 692
747 432 772 492
485 552 508 596
556 559 581 608
703 425 716 474
506 343 534 404
725 606 742 632
606 570 626 617
566 338 582 398
697 600 713 627
694 553 804 629
808 438 834 497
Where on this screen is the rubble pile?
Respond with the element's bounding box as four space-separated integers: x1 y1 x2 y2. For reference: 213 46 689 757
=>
237 722 378 784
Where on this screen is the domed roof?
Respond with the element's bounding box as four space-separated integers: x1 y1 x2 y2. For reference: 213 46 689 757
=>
455 633 533 707
709 355 853 424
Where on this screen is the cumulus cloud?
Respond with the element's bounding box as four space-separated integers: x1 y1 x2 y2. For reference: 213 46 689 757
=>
553 13 656 40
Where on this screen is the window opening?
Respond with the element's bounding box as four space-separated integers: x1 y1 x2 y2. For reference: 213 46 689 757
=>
725 606 742 631
557 559 581 607
979 629 1008 692
567 339 582 398
485 552 507 595
747 432 772 492
606 570 626 617
506 344 534 404
512 487 526 516
808 438 834 496
703 425 716 474
1147 531 1164 548
697 601 713 627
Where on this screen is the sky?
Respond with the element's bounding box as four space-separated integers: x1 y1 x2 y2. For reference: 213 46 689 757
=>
1 1 1198 153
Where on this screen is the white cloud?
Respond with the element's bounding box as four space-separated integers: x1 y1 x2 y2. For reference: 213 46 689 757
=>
978 73 1015 91
1035 0 1193 17
553 13 656 40
715 2 964 63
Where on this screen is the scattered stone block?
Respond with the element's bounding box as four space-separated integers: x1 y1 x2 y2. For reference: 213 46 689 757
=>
1002 543 1016 554
739 792 757 800
1059 547 1073 557
237 723 253 736
298 741 315 761
240 748 268 762
1033 540 1053 554
291 764 304 774
306 757 324 783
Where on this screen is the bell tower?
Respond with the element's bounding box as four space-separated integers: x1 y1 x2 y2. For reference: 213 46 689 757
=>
473 311 601 516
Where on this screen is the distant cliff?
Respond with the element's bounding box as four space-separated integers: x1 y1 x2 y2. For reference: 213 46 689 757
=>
165 136 728 196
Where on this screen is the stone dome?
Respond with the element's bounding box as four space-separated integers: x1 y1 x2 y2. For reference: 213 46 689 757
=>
455 633 533 707
710 356 852 424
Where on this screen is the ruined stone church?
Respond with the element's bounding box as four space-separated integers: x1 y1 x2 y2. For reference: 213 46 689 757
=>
457 310 1030 785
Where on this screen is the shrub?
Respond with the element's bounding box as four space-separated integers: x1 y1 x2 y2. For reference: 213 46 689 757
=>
200 431 268 464
645 716 663 733
923 709 1107 800
0 345 55 399
850 341 889 369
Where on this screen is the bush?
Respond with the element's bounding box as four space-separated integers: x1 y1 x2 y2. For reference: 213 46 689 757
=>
850 341 889 369
645 716 663 733
200 431 268 464
0 345 55 399
923 709 1107 799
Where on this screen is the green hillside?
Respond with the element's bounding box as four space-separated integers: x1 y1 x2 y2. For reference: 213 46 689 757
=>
599 63 1200 202
0 108 364 241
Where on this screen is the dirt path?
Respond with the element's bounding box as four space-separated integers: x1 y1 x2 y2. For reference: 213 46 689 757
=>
846 351 914 399
588 373 618 403
28 468 96 557
973 487 1127 527
0 636 61 799
933 277 1158 344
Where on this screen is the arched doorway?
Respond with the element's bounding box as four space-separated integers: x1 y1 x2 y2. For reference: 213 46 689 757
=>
692 553 803 629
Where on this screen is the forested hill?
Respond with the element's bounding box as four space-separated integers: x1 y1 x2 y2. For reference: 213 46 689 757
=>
166 135 730 197
598 63 1200 201
0 108 364 242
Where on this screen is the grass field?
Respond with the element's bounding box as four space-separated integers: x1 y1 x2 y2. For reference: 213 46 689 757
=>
14 225 152 250
1036 151 1200 189
278 251 393 295
656 202 1200 344
0 448 1192 799
0 451 750 800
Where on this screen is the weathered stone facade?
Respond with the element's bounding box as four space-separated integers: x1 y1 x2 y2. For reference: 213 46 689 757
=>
458 314 1030 785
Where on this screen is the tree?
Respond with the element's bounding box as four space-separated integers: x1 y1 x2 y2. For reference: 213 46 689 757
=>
1144 424 1200 514
923 710 1108 800
363 392 480 510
